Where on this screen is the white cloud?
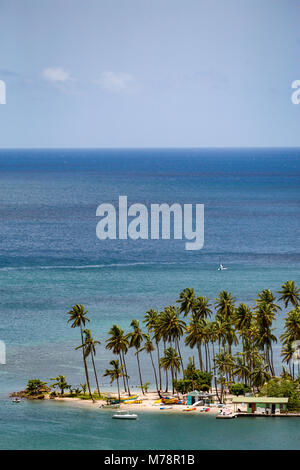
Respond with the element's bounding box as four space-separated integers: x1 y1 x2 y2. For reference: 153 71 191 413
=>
43 67 71 83
97 71 134 93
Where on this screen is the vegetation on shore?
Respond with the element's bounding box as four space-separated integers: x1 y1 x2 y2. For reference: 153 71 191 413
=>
17 281 300 410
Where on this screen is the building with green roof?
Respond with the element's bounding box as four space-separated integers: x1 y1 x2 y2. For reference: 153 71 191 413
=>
232 396 288 414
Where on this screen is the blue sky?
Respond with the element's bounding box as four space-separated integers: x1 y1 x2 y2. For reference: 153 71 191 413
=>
0 0 299 148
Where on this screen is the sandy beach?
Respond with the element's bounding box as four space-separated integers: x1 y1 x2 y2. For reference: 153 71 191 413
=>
49 390 232 415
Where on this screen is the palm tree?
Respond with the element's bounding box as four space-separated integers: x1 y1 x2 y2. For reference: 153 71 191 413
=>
127 319 147 394
213 349 233 403
281 342 296 379
50 375 70 396
278 281 300 308
103 359 126 401
254 301 277 375
143 309 162 390
255 289 281 313
76 329 101 398
160 347 181 394
67 304 93 401
185 317 205 370
234 303 253 334
140 334 160 395
106 324 130 395
193 296 212 321
280 306 300 344
215 291 236 322
157 306 186 371
249 362 271 392
177 288 196 316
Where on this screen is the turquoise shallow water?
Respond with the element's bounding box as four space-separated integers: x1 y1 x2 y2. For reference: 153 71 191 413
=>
1 400 300 450
0 148 299 449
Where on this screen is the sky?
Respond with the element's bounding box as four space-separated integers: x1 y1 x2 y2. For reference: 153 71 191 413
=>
0 0 299 148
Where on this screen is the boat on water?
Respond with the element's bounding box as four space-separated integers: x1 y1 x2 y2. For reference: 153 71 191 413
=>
216 408 236 419
112 411 138 420
160 406 173 410
218 263 227 271
11 397 21 403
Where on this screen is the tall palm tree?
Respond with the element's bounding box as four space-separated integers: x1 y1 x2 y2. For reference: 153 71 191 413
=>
213 349 233 403
234 303 253 334
103 359 126 401
76 329 101 398
143 309 162 390
249 362 271 392
215 291 236 322
177 288 196 316
232 355 250 384
280 306 300 345
193 296 212 321
278 281 300 308
157 306 186 371
67 304 93 401
255 289 281 313
281 342 296 379
140 334 160 394
185 317 205 370
127 319 147 394
106 324 130 395
254 301 277 375
160 347 181 394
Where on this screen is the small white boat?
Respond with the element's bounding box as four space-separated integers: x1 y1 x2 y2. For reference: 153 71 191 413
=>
11 397 21 403
112 411 138 420
218 263 227 271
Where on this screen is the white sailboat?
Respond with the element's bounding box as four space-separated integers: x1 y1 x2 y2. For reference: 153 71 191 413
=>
217 258 227 271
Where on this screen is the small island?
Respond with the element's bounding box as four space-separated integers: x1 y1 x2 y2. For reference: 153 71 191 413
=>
11 281 300 417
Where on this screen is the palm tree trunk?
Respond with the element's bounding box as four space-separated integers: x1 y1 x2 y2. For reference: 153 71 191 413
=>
156 339 162 390
91 351 101 398
119 353 127 393
117 377 120 401
197 343 203 371
150 350 159 394
80 325 94 402
121 351 131 396
175 338 184 372
136 351 144 395
171 367 175 395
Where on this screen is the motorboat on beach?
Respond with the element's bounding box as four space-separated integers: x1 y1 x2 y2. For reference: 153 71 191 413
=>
112 411 138 420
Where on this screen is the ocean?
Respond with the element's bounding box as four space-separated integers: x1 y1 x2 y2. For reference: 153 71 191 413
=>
0 147 300 449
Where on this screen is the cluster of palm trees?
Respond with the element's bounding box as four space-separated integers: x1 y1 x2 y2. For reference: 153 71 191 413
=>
67 281 300 401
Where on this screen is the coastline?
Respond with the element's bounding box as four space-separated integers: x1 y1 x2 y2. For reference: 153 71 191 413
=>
28 391 220 415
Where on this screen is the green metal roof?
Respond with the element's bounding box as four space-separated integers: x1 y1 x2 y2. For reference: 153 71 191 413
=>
232 396 288 404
